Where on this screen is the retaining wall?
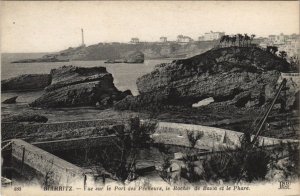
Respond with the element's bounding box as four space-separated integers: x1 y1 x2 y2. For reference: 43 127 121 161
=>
152 121 299 150
11 139 92 186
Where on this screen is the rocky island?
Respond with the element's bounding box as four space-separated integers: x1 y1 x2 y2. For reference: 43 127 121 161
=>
29 65 132 108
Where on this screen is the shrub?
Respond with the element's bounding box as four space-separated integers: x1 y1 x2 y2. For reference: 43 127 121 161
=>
202 146 271 182
186 130 204 147
181 154 201 182
285 143 300 178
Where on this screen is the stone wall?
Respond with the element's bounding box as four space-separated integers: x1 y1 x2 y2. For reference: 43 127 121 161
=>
11 139 91 186
151 121 299 150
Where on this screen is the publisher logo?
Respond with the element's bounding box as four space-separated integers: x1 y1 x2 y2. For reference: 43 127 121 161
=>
279 181 290 189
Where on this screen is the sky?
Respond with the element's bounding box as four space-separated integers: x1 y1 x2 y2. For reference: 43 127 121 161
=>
1 1 299 53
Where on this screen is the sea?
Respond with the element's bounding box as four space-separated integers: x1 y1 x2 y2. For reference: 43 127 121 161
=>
1 53 172 121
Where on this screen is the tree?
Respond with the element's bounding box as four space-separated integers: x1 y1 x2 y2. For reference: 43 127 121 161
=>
289 56 299 71
250 34 256 45
238 34 244 47
266 46 278 55
231 35 237 46
272 46 278 54
278 51 287 59
186 130 204 148
97 117 155 183
244 34 250 47
225 35 231 47
220 35 226 47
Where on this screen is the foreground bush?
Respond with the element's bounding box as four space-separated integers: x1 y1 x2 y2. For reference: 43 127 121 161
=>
202 146 271 182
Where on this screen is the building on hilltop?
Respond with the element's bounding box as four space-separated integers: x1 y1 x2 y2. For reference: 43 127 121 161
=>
278 38 300 57
198 36 205 41
160 37 167 42
177 35 193 43
202 31 225 41
130 38 140 44
259 33 300 57
266 33 289 45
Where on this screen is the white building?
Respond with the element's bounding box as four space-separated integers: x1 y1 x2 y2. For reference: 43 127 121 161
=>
160 37 167 42
198 36 205 41
130 38 139 44
177 35 193 43
260 34 300 57
278 38 300 57
267 33 288 45
203 31 225 41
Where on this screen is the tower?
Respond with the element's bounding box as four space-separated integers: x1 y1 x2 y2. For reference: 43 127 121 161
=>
81 28 85 46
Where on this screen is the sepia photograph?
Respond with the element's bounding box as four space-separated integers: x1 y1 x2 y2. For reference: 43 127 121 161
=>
1 1 299 195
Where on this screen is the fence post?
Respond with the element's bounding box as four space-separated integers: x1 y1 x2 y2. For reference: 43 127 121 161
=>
84 174 87 190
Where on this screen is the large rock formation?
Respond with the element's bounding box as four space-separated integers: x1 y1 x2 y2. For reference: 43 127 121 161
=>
123 51 144 63
1 74 51 91
115 47 296 111
2 96 18 104
105 51 145 64
29 65 131 108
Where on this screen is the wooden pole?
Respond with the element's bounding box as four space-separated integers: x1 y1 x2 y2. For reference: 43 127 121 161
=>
20 146 25 174
84 174 87 190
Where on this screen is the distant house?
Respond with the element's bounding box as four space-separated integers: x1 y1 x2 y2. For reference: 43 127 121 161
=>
260 33 300 57
160 37 167 42
130 38 140 44
177 35 193 43
203 31 225 41
198 36 205 41
268 33 288 45
268 35 276 42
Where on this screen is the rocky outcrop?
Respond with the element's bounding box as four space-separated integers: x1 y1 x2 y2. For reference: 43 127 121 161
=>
2 96 18 104
123 51 144 63
115 47 295 111
1 74 51 91
2 112 48 123
105 51 144 64
30 65 131 108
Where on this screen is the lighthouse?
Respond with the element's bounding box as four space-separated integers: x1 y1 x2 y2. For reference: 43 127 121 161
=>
81 28 85 47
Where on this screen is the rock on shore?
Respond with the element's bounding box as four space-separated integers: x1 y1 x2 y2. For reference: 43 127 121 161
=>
105 51 145 64
2 96 18 104
123 51 144 63
30 65 131 108
115 46 296 110
1 74 51 91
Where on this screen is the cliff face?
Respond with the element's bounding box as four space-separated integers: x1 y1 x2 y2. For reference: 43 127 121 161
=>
30 66 131 108
1 74 51 91
115 47 296 110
